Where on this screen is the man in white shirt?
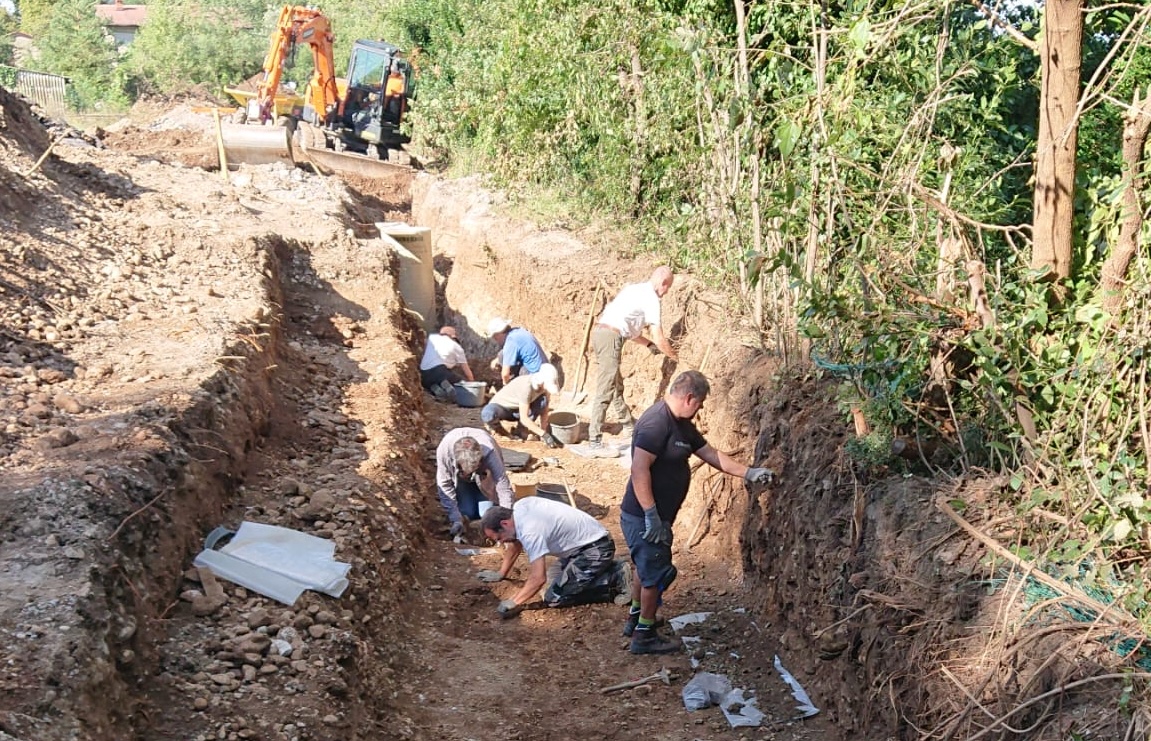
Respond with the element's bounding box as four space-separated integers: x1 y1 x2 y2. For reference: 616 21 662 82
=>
480 363 562 448
478 497 631 617
420 325 474 400
588 267 678 453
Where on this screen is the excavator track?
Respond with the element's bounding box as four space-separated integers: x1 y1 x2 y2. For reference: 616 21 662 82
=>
293 124 414 177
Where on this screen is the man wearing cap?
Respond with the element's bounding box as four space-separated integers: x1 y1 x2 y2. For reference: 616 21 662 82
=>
486 318 548 386
588 267 677 453
435 428 516 539
480 363 562 448
478 498 633 617
419 325 474 400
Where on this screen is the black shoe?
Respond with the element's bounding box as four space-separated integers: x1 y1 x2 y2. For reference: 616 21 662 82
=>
629 628 680 655
622 610 641 637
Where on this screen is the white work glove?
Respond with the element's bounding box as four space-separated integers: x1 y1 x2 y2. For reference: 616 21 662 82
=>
744 467 775 485
476 570 504 583
497 599 522 618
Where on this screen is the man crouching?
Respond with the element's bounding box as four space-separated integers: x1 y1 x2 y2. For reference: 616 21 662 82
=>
478 498 630 617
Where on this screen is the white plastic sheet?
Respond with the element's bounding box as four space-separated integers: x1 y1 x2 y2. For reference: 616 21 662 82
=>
773 654 820 718
193 521 351 606
668 611 714 632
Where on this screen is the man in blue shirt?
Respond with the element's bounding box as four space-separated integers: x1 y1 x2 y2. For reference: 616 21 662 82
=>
486 317 549 385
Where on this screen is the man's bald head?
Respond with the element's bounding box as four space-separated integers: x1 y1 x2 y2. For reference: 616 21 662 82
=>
651 266 674 297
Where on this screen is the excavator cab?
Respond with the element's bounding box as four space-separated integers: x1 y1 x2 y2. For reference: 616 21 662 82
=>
334 40 412 156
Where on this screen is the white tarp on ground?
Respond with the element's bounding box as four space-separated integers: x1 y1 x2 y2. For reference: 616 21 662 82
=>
193 521 351 605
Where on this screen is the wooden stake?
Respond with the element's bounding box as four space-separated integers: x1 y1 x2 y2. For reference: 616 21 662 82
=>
570 282 605 397
213 109 229 180
22 136 61 178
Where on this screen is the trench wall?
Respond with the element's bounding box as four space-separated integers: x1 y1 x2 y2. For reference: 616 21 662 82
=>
408 174 982 740
1 234 426 741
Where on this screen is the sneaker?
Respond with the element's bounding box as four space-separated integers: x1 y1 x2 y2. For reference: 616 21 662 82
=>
629 628 680 655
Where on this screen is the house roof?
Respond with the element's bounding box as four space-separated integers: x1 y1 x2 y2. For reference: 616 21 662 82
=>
94 3 148 28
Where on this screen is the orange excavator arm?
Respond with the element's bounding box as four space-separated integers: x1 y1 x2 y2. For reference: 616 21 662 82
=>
255 6 340 123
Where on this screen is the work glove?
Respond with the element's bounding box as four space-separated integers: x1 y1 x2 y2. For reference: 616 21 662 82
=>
642 506 671 545
450 521 464 538
542 432 562 449
497 599 522 618
648 344 662 356
744 467 775 485
476 570 504 583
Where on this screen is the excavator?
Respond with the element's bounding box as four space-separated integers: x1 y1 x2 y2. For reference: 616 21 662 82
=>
220 5 414 176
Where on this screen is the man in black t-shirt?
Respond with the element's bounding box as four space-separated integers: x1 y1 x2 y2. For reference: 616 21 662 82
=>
618 370 774 654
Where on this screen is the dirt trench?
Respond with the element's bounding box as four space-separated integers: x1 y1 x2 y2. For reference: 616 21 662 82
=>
1 91 1134 741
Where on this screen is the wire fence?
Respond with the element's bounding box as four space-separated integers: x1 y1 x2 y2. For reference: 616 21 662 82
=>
0 65 70 118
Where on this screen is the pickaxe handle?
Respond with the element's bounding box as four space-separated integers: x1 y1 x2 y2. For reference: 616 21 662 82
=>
599 672 664 694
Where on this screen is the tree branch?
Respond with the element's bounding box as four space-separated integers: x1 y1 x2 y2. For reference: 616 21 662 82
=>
969 0 1039 52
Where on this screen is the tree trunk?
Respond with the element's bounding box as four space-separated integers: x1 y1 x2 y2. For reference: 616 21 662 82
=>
1030 0 1084 282
1099 89 1151 316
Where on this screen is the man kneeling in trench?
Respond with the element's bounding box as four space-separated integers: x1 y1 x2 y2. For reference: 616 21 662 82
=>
478 497 631 617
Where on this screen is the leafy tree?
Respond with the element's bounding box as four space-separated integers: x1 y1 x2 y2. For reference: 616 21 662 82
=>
0 8 17 66
36 0 123 108
124 0 266 96
16 0 57 39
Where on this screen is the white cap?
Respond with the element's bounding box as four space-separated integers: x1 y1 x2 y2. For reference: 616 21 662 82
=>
532 363 560 395
486 318 511 337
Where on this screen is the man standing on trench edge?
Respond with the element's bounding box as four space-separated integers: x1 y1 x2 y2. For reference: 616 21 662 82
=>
587 266 677 456
619 370 774 654
435 428 516 541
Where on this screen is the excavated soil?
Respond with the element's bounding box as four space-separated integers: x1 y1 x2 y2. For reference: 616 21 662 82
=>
0 85 1141 741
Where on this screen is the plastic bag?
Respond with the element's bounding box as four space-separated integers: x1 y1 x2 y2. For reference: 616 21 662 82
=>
681 672 732 711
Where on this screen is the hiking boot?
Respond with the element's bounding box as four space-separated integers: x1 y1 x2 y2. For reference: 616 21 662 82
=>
622 612 665 637
483 422 504 438
618 423 635 438
629 628 680 655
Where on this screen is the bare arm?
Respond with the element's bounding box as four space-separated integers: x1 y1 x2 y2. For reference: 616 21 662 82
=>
459 362 474 382
497 540 522 579
510 556 548 605
651 325 677 360
518 401 547 436
694 444 749 478
630 447 659 510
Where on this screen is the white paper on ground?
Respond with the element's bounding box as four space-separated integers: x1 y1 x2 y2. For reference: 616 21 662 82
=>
773 654 820 718
454 547 499 556
193 521 351 605
668 611 714 632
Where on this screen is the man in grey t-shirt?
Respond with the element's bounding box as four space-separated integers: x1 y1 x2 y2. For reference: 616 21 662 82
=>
478 497 630 617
